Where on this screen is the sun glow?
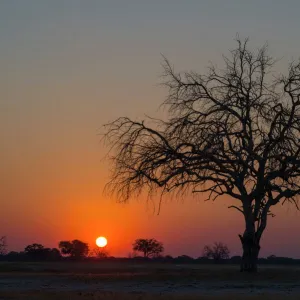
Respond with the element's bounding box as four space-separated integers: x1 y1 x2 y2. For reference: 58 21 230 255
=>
96 236 107 248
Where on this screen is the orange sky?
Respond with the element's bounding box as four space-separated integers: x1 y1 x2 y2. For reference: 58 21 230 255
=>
1 1 300 258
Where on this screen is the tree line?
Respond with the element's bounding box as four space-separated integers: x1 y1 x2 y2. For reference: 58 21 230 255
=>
0 238 89 261
0 236 228 261
1 236 300 265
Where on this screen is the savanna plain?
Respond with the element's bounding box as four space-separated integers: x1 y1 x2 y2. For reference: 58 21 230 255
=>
1 261 300 299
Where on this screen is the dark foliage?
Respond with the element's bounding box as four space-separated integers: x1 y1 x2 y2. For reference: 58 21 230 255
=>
132 238 164 258
23 243 61 261
203 242 230 262
58 240 89 259
89 247 109 259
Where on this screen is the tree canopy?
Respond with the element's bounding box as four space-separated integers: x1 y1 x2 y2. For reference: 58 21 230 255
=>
58 240 89 259
203 242 230 262
132 238 164 258
24 243 61 260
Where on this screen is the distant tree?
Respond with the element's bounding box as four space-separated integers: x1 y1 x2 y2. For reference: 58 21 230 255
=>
196 256 210 262
89 247 109 259
69 240 89 258
264 254 295 265
6 251 20 261
58 240 89 259
0 236 7 255
164 255 174 261
6 251 19 257
49 248 61 260
203 242 230 262
24 243 53 260
58 241 72 256
104 37 300 272
132 238 164 258
24 243 45 254
175 255 194 263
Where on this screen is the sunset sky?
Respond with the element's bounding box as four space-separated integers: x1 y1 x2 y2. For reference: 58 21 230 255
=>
1 0 300 258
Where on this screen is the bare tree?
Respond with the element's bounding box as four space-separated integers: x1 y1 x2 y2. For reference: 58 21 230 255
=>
104 37 300 272
203 242 230 262
0 236 7 255
89 247 109 259
133 238 164 258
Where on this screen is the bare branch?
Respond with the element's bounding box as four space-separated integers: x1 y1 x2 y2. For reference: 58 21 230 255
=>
103 37 300 271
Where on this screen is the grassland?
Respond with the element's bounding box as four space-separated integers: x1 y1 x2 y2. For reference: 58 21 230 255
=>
1 291 300 300
0 262 299 299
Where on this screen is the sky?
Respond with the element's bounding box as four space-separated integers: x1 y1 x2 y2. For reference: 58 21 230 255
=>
1 0 300 258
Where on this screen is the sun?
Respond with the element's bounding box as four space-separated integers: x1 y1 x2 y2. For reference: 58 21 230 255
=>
96 236 107 248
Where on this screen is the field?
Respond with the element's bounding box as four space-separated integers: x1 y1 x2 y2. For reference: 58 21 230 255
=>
0 261 300 299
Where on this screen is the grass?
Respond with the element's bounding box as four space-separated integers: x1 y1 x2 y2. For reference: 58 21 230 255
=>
0 262 300 299
0 291 299 300
1 261 300 282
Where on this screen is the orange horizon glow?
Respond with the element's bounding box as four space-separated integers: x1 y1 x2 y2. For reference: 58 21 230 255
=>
2 1 300 260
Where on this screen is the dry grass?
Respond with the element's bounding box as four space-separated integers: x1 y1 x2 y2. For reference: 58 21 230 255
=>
0 263 300 299
1 262 300 282
0 291 299 300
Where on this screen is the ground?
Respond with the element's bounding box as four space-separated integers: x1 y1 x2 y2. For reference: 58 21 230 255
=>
0 261 300 299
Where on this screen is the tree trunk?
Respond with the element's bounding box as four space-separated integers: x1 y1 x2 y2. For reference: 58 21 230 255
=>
239 233 260 272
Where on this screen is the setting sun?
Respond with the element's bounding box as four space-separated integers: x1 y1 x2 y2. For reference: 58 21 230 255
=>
96 236 108 248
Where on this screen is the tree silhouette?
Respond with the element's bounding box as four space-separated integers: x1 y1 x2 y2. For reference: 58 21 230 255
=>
203 242 230 262
48 248 61 260
104 37 300 272
89 247 109 259
24 243 58 260
0 236 7 255
58 240 89 259
24 243 45 254
132 238 164 258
